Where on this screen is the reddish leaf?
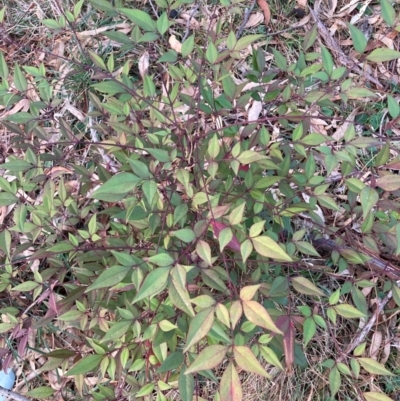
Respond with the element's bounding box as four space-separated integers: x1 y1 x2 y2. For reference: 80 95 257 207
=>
275 315 295 373
257 0 271 24
210 220 241 251
220 361 242 401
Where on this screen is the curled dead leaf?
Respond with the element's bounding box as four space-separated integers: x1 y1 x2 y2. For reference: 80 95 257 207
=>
257 0 271 25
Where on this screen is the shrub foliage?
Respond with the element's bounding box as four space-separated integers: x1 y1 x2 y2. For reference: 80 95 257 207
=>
1 0 400 400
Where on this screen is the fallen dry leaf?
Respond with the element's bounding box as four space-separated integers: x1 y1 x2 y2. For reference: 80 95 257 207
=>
138 51 149 78
257 0 271 25
244 12 264 28
169 35 182 53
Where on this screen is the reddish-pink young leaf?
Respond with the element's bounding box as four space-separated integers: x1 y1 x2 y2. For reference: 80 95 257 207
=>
220 361 243 401
275 315 294 373
210 220 241 251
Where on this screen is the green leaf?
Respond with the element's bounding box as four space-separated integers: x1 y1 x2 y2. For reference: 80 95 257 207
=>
26 387 55 399
101 320 131 343
303 317 316 347
147 253 174 267
346 87 376 99
157 12 169 35
185 345 228 374
86 265 131 292
67 354 103 376
234 346 271 378
184 307 215 351
120 8 157 31
387 95 400 118
169 265 195 317
358 358 394 376
170 229 196 243
0 192 18 206
179 365 195 401
42 19 62 29
347 23 368 53
259 345 284 370
45 349 77 359
5 112 35 124
242 300 283 334
237 150 267 164
48 243 75 253
133 267 170 303
235 34 264 51
11 281 39 291
292 276 324 296
333 304 367 319
0 52 9 79
89 173 141 201
272 48 287 71
206 42 218 64
143 74 156 97
300 133 329 145
182 35 195 57
220 361 242 401
252 236 292 262
364 392 396 401
91 81 127 95
14 64 28 92
360 186 379 219
380 0 396 26
329 366 341 398
321 45 333 75
367 48 400 62
196 240 213 266
144 148 170 162
157 351 184 373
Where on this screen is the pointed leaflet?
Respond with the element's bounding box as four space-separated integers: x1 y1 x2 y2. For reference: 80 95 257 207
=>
291 276 324 296
185 345 228 374
229 300 243 329
196 240 213 266
242 301 283 334
85 265 131 292
252 236 292 262
357 358 394 376
66 354 103 376
184 307 215 351
239 285 260 301
210 221 241 252
363 392 395 401
169 265 195 317
132 267 170 303
89 173 141 202
275 315 294 373
233 346 271 378
219 361 243 401
179 365 195 401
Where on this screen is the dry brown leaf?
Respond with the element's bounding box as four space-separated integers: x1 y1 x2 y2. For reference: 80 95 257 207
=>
332 109 359 141
369 330 382 360
169 35 182 53
138 51 149 78
257 0 271 25
178 13 201 29
44 166 73 178
77 23 131 39
244 12 264 28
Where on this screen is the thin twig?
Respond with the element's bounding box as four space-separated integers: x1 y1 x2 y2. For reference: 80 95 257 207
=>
182 3 200 42
338 291 393 362
236 0 256 39
0 386 31 401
